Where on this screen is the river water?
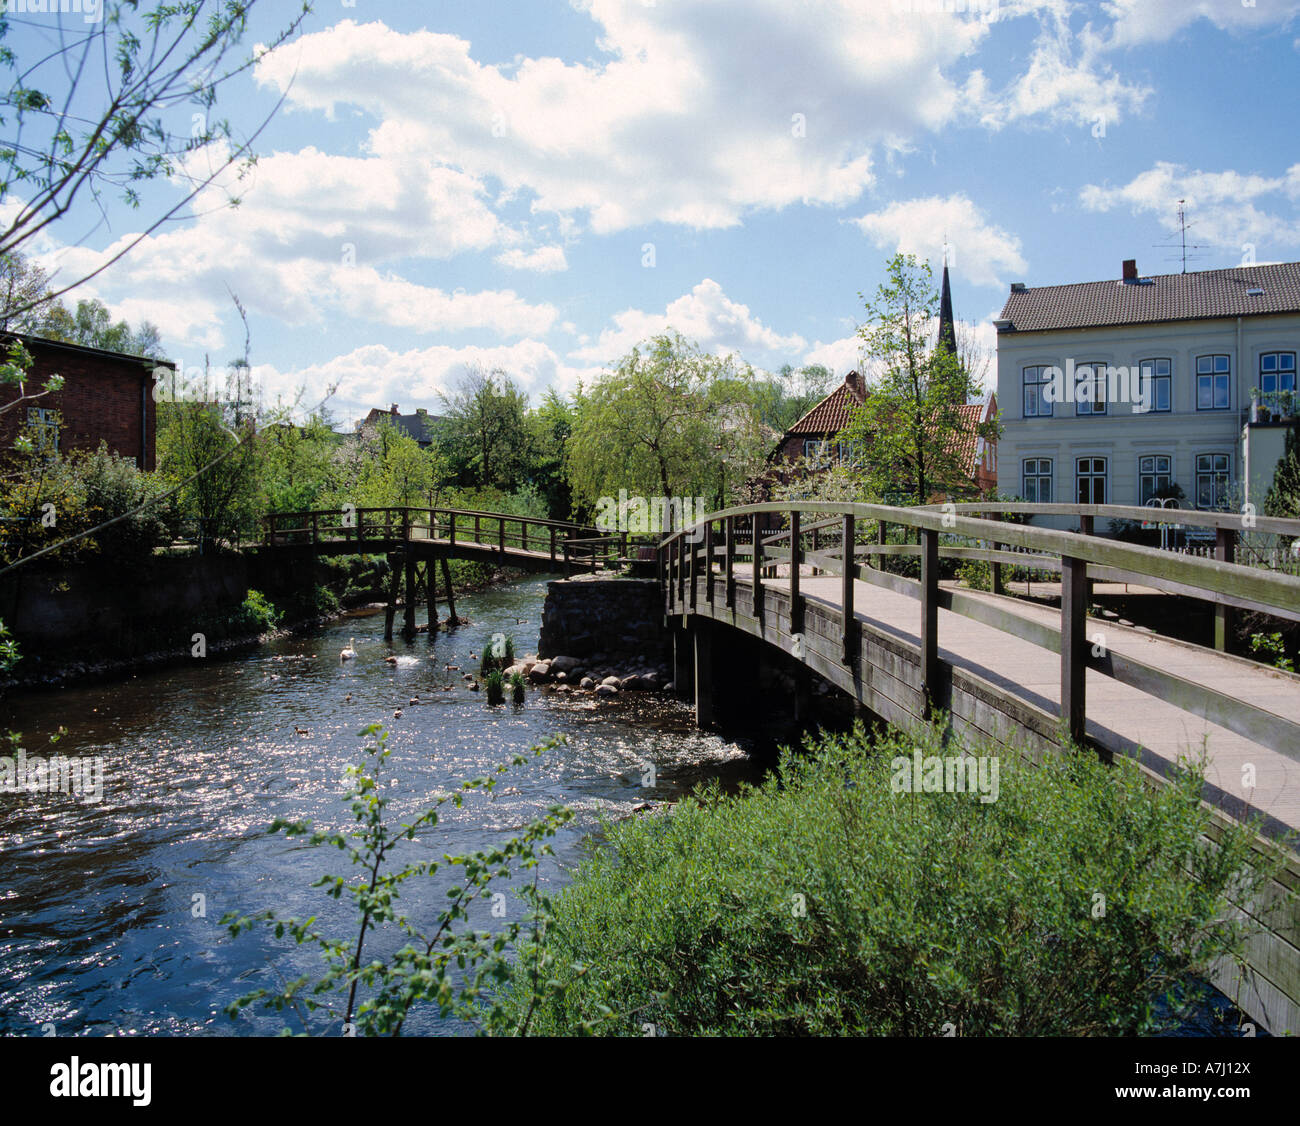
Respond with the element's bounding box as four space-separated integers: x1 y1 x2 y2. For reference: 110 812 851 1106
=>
0 576 764 1036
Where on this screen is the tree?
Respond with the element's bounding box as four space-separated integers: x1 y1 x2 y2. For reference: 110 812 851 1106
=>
528 387 575 520
838 253 999 506
437 366 533 490
753 363 837 433
258 412 339 514
566 332 769 526
0 1 312 319
1265 421 1300 521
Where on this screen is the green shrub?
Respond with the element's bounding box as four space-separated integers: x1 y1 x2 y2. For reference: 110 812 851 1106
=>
507 720 1290 1036
956 557 992 591
240 589 283 633
485 670 505 705
510 672 525 704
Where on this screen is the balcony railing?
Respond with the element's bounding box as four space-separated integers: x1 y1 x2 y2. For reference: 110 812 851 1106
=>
1249 388 1299 424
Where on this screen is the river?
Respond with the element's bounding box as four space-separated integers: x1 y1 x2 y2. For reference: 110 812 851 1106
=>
0 576 764 1036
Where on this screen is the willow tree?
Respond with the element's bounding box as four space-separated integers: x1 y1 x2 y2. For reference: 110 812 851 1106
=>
566 332 768 529
838 253 997 506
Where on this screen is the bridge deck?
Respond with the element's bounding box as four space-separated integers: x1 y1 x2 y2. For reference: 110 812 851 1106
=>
758 573 1300 835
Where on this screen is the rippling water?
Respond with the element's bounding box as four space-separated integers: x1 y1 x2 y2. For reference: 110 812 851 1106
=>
0 576 763 1036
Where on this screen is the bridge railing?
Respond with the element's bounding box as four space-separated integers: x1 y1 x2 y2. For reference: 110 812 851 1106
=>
660 501 1300 756
262 507 608 566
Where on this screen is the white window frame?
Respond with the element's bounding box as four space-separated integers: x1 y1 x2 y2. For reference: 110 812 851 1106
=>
1075 456 1108 505
1022 457 1053 503
1137 453 1173 505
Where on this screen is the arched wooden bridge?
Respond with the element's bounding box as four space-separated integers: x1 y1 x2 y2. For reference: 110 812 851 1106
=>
659 499 1300 1033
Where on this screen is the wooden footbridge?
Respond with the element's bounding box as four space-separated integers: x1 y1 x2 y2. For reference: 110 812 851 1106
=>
660 499 1300 1032
262 506 633 638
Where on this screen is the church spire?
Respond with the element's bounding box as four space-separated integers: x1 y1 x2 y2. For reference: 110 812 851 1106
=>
937 259 957 356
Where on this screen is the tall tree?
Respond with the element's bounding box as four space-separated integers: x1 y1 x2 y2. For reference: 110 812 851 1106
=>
566 332 768 525
838 253 998 506
437 366 532 490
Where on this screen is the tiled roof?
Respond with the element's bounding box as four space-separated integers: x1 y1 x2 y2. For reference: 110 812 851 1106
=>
784 373 866 435
998 262 1300 333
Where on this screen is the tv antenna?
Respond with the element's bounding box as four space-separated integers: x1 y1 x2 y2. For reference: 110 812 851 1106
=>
1154 199 1210 273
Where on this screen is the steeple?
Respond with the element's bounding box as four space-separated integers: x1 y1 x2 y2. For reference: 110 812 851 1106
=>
937 261 957 356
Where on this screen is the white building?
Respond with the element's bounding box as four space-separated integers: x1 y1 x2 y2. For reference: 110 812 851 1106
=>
994 259 1300 528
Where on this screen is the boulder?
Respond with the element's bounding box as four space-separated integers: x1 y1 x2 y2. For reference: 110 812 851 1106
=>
595 683 618 697
600 675 621 688
549 655 581 675
529 661 552 683
620 675 645 692
580 677 596 689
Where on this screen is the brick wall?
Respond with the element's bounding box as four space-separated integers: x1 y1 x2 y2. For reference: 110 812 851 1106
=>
0 335 160 470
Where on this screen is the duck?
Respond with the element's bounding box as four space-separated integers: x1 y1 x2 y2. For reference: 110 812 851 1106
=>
340 639 357 661
393 709 403 718
294 726 310 736
385 655 399 665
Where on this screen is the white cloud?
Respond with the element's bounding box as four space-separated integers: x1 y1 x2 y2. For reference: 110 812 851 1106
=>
1102 0 1300 47
254 339 602 425
568 279 806 367
1080 161 1300 251
973 11 1151 131
254 7 998 233
851 194 1027 288
496 245 568 273
802 335 863 378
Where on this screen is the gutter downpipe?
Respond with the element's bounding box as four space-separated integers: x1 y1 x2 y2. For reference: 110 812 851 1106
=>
1237 316 1246 509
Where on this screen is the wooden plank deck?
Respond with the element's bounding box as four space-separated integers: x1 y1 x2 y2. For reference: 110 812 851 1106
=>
761 573 1300 835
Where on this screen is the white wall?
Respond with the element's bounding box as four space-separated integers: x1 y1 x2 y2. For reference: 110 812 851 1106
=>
995 311 1300 523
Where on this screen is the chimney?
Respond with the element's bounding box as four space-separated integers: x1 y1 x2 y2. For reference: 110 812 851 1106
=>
1122 259 1138 282
390 403 400 415
845 370 864 399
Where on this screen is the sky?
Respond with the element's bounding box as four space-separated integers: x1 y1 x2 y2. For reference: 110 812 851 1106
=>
10 0 1300 429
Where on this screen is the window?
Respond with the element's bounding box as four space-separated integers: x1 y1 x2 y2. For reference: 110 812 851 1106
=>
803 439 831 466
26 407 58 456
1260 351 1296 394
1195 453 1231 509
1196 355 1231 410
1138 454 1172 505
1074 362 1107 416
1138 358 1172 413
1023 365 1053 417
1076 457 1107 504
1022 458 1052 503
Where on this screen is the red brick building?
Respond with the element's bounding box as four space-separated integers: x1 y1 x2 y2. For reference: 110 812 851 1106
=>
0 333 168 470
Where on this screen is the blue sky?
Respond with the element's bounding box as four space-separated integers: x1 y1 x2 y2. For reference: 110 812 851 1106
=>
11 0 1300 427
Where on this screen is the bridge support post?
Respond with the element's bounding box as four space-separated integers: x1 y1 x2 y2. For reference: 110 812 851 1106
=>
440 557 458 627
751 519 763 625
403 553 417 640
383 552 401 642
1215 527 1236 651
724 516 735 609
789 510 803 638
705 521 714 605
989 512 1005 595
694 622 715 728
1061 554 1087 745
1079 515 1096 602
920 528 939 717
425 561 436 635
841 514 857 665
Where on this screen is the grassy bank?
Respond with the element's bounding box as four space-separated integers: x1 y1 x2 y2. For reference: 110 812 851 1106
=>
506 721 1292 1036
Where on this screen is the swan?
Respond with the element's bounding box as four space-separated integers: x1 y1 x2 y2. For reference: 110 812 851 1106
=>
340 639 357 661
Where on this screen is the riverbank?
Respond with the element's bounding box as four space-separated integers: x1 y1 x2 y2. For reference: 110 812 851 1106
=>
0 557 533 692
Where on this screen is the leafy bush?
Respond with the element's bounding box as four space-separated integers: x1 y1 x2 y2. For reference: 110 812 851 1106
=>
485 670 505 705
239 589 283 633
507 720 1290 1036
